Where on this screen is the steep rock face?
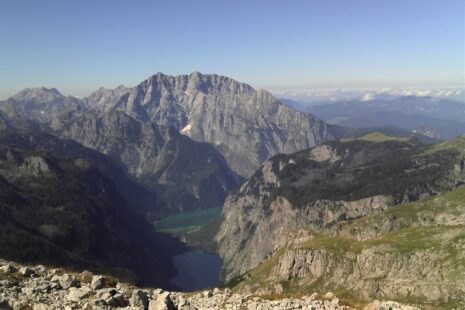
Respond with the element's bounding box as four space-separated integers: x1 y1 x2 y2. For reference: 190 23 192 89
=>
217 194 394 278
86 72 333 177
59 110 241 214
215 136 465 280
83 85 130 110
271 245 464 305
235 186 465 308
0 112 10 131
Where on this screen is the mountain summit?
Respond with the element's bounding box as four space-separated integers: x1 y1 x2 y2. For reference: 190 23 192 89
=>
12 87 64 103
2 72 334 177
84 72 334 177
1 87 86 122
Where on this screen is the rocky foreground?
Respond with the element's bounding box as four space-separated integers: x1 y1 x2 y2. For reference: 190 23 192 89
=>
0 260 420 310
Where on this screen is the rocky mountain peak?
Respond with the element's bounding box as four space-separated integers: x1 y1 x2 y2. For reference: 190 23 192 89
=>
85 85 130 109
1 86 85 123
2 73 334 178
11 87 64 104
141 71 255 97
75 72 334 177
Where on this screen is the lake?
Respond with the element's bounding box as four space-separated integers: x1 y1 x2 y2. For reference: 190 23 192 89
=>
154 207 224 290
169 250 223 291
154 207 222 235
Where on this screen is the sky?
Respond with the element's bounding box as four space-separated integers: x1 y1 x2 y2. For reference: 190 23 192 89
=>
1 0 464 98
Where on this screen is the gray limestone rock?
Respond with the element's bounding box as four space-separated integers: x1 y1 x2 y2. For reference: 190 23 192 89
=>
1 264 17 274
57 274 79 290
214 137 465 280
82 72 333 178
0 261 425 310
90 275 105 291
130 289 149 309
149 292 175 310
66 287 91 302
19 267 35 277
59 110 241 214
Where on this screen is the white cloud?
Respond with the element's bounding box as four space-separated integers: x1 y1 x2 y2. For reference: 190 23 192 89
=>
414 89 432 96
272 86 465 104
361 93 375 101
436 89 457 96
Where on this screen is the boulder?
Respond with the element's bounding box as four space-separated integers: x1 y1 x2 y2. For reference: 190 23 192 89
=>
149 292 175 310
58 274 79 289
36 283 51 293
177 297 197 310
80 270 93 280
96 287 117 298
153 288 164 295
21 287 35 296
19 266 35 276
202 290 213 298
66 287 91 302
130 289 149 309
89 298 107 307
1 264 17 273
32 303 49 310
50 282 61 290
106 293 129 307
116 282 130 290
91 275 105 290
324 292 334 300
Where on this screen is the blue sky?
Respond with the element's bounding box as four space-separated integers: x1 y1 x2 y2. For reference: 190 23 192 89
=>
1 0 464 98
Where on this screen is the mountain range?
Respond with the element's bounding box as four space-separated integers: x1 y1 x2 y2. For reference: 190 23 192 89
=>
0 72 338 287
297 95 465 140
0 72 337 216
2 73 465 308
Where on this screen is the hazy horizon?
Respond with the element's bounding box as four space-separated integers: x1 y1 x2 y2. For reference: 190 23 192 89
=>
2 71 464 103
1 0 464 98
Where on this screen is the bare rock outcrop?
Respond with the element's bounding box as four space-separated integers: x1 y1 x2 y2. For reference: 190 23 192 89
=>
215 136 465 281
0 260 420 310
83 72 333 177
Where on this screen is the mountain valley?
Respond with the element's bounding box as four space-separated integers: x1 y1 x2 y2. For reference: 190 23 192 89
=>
0 73 464 309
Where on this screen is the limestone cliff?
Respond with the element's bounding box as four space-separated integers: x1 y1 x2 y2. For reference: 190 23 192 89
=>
59 110 241 215
234 186 465 309
215 135 465 280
